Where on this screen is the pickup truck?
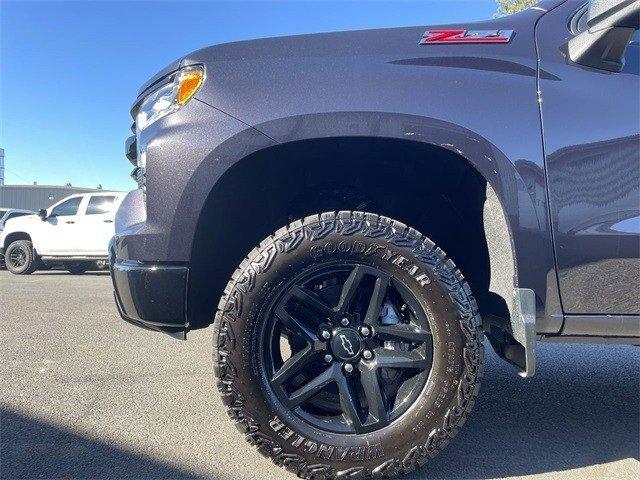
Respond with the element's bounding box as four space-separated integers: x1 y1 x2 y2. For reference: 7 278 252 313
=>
110 1 639 478
1 192 124 274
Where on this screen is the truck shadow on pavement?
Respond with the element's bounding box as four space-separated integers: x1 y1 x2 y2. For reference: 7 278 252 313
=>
0 343 637 479
0 408 205 479
409 342 640 479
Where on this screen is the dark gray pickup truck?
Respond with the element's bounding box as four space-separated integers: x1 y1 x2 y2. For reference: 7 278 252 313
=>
110 1 639 478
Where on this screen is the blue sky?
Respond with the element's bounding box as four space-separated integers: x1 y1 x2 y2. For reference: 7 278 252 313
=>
1 0 497 191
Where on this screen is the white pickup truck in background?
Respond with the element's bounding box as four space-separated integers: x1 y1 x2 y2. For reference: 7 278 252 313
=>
0 192 124 274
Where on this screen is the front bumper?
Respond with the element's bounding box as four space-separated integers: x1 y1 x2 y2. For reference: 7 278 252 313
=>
110 241 189 339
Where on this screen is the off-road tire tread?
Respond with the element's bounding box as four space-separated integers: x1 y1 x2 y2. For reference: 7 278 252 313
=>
212 211 484 479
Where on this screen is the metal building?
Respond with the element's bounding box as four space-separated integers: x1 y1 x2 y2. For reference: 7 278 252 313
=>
0 184 103 211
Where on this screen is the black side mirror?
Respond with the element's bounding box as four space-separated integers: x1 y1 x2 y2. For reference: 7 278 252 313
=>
38 209 48 220
568 0 639 72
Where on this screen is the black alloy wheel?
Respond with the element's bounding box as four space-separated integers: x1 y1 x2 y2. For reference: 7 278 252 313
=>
8 245 27 269
262 263 433 434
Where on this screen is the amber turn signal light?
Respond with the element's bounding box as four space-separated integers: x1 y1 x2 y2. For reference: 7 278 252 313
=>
177 68 204 105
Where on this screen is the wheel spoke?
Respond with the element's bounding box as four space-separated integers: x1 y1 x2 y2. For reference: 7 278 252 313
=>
336 265 366 313
289 286 334 318
272 345 317 385
287 364 338 407
276 307 318 344
363 274 389 325
393 279 421 314
375 323 431 344
358 362 388 426
373 348 430 370
336 375 365 433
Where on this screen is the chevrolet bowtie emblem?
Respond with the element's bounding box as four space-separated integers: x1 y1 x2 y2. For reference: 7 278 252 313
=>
340 334 355 356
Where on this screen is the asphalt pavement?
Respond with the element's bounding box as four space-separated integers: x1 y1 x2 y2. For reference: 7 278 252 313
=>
1 270 638 479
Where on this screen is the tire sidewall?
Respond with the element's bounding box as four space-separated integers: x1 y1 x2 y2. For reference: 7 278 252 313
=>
6 241 35 275
215 213 482 474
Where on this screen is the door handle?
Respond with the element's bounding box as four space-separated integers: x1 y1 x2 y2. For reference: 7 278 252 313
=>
103 220 114 223
66 221 75 224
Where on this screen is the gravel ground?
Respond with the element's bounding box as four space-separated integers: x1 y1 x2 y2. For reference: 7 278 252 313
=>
1 270 638 480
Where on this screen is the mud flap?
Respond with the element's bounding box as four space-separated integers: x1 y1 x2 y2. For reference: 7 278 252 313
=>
486 288 536 377
508 288 536 377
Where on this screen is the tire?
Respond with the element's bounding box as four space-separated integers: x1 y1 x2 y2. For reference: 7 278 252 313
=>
67 263 88 275
213 211 484 479
5 240 38 275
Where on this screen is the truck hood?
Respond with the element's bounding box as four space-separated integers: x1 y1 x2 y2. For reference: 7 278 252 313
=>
177 1 561 128
135 0 563 102
2 214 39 231
183 1 563 63
132 0 565 134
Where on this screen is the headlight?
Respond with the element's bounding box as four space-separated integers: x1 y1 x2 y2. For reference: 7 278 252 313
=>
136 65 204 132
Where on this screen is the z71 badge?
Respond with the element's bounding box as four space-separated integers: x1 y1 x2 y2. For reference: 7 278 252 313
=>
419 29 514 44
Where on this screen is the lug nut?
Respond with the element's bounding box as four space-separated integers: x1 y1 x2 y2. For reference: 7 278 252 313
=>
321 330 331 340
360 325 371 337
340 317 350 326
324 354 333 363
362 349 373 360
343 363 354 373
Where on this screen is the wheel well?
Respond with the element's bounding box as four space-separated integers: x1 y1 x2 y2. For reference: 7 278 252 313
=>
188 137 513 330
3 232 31 249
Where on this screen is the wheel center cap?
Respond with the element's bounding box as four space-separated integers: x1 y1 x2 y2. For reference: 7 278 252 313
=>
330 328 362 361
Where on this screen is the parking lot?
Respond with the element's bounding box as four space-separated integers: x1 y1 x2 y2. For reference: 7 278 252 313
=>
1 270 638 480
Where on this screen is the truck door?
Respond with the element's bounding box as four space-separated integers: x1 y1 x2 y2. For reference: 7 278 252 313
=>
537 2 639 316
74 194 118 255
39 196 83 255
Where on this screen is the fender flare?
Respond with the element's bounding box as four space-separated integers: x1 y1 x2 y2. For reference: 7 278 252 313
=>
249 111 551 376
250 111 550 285
184 110 559 374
